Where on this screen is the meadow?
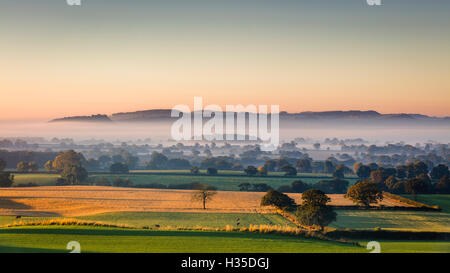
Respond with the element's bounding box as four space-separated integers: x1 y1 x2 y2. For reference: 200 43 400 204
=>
78 212 295 228
332 210 450 232
0 226 366 253
11 171 359 191
401 195 450 213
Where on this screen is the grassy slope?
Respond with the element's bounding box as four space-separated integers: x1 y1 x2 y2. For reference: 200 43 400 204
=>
331 210 450 232
0 226 365 253
401 194 450 212
77 212 295 228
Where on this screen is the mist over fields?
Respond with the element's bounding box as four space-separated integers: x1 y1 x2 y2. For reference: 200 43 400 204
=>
1 118 449 145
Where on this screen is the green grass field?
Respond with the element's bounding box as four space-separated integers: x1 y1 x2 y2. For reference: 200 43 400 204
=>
360 241 450 253
401 194 450 212
78 212 295 228
0 226 365 253
13 173 59 186
11 171 358 191
332 210 450 232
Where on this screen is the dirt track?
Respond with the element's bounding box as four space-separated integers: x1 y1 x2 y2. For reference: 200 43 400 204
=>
0 186 410 217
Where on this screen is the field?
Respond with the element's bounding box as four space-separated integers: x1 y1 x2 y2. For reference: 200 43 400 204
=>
78 212 295 228
0 226 366 253
360 241 450 253
331 210 450 232
0 212 294 229
11 171 359 191
1 184 449 253
0 186 408 217
401 195 450 212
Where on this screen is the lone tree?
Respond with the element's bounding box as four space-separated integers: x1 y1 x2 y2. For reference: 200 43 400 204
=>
297 189 336 231
260 190 296 211
345 181 383 207
192 184 217 210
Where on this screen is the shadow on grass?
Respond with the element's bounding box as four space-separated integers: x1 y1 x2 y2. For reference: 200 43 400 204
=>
0 226 330 243
0 245 64 253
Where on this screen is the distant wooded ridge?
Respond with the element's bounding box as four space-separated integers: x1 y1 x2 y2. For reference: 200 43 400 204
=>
49 109 450 123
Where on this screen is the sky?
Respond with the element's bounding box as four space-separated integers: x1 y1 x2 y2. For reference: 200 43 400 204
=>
0 0 449 120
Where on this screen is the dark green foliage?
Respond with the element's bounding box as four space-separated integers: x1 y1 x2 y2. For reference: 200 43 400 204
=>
190 166 199 174
260 190 296 210
405 177 431 199
345 181 383 207
0 159 6 171
110 162 129 173
431 164 449 180
244 165 258 176
356 165 371 180
206 167 218 175
297 189 336 230
0 172 14 187
94 177 111 186
280 164 297 176
311 179 349 194
61 165 88 185
112 177 133 187
434 175 450 194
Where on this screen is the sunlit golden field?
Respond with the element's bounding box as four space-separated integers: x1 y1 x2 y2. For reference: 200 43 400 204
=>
0 186 409 217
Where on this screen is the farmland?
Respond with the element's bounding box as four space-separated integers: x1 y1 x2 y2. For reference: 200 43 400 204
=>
0 186 408 217
11 171 359 191
0 184 449 253
331 210 450 232
0 226 365 253
401 195 450 213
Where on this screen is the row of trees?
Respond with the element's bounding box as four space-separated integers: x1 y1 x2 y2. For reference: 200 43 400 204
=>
260 181 388 230
354 161 450 195
260 189 336 230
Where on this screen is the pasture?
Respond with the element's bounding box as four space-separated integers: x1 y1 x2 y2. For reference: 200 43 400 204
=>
401 195 450 213
332 210 450 232
11 171 359 191
78 212 295 228
360 241 450 253
0 225 365 253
